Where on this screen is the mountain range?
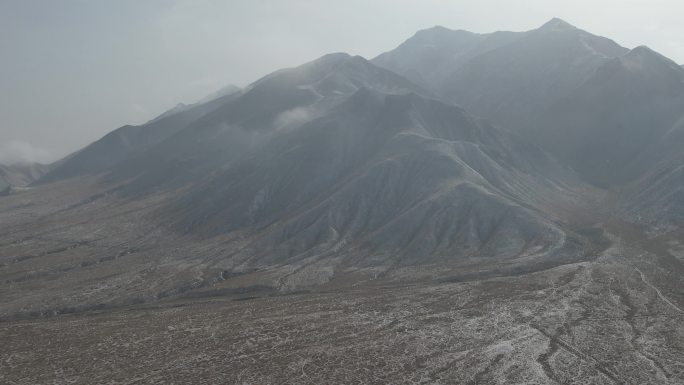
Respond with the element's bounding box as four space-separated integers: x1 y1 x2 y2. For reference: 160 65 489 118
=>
4 18 684 384
1 18 683 316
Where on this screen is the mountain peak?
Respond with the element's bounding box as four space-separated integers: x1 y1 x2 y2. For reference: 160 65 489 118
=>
405 25 479 42
418 25 473 35
629 45 655 55
538 18 577 32
314 52 352 64
623 45 684 73
285 52 352 74
626 45 674 63
423 25 452 33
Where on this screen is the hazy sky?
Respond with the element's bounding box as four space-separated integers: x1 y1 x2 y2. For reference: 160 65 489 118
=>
1 0 683 164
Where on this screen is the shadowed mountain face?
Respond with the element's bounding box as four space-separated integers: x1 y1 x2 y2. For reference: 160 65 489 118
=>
622 112 684 228
529 46 684 186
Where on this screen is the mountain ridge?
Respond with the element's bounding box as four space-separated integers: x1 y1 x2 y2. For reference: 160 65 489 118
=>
1 18 681 320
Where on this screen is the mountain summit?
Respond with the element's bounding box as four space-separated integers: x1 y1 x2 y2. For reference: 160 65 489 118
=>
538 17 577 31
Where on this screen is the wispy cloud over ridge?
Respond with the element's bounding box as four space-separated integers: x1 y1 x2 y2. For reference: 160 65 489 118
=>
0 140 53 165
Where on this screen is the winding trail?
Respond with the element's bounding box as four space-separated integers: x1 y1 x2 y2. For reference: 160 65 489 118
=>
635 268 684 313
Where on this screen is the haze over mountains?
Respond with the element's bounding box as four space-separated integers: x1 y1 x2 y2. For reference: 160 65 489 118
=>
374 18 684 187
2 18 684 301
3 18 684 384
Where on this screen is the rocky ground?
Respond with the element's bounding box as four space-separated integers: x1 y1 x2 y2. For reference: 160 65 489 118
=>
1 237 683 384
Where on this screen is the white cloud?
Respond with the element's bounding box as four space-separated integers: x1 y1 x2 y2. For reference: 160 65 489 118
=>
273 107 313 129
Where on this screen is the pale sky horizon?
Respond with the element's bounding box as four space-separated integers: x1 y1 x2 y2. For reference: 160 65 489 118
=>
2 0 684 164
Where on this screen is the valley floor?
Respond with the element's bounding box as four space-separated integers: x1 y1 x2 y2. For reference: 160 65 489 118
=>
2 245 683 384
